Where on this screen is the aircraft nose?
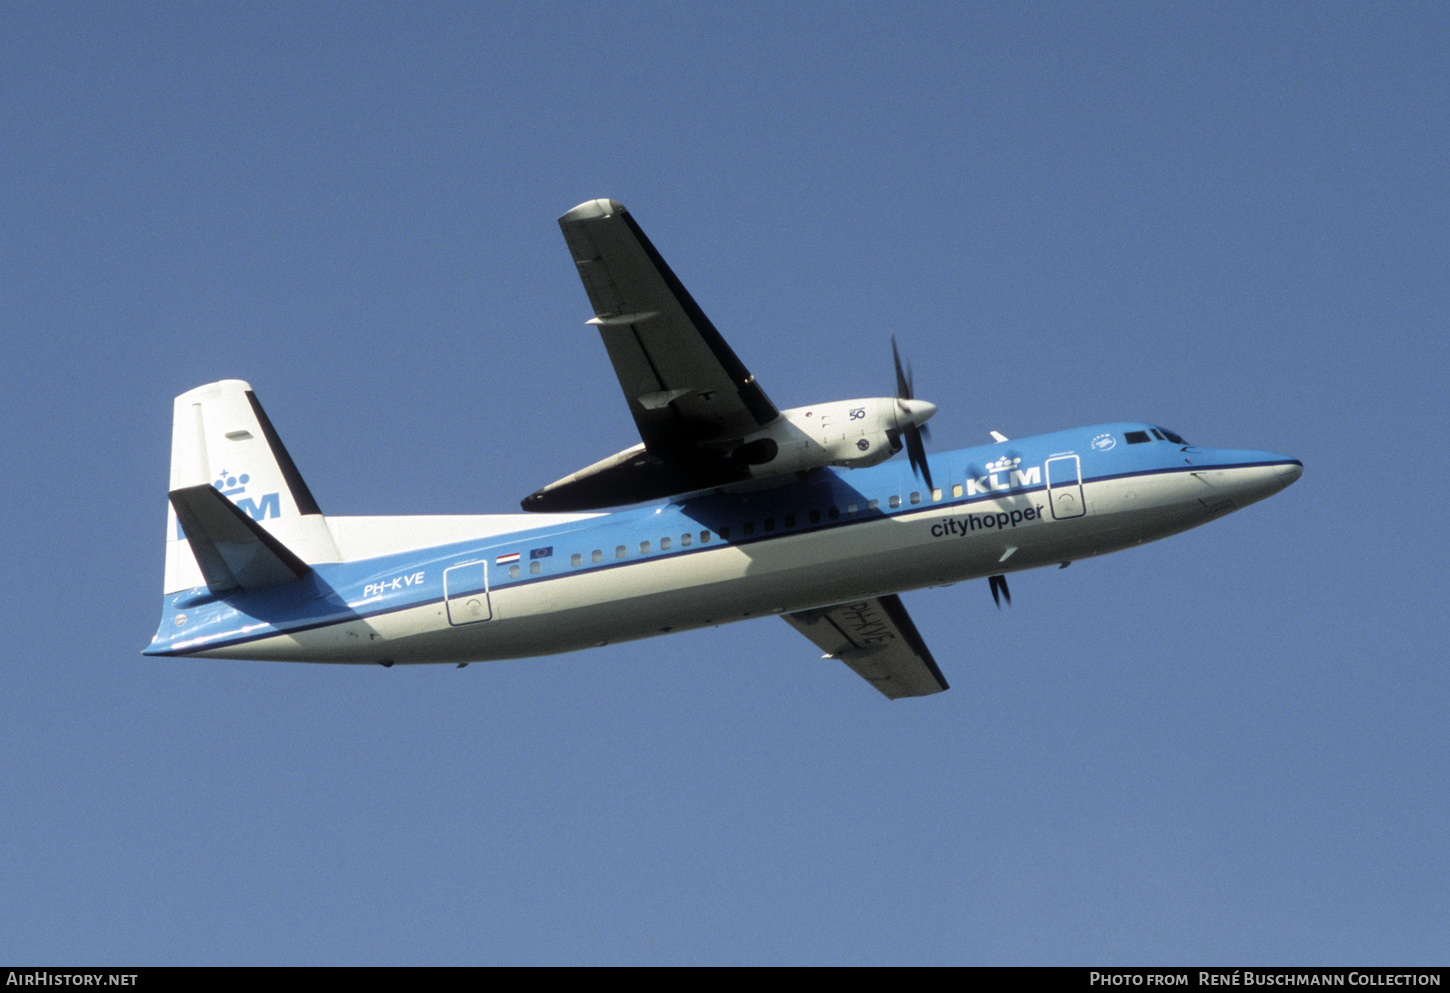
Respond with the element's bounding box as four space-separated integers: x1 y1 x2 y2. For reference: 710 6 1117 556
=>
1254 456 1303 499
1195 452 1303 510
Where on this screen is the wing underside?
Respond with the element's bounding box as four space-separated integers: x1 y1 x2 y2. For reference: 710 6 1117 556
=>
783 595 949 699
558 198 779 449
525 200 784 511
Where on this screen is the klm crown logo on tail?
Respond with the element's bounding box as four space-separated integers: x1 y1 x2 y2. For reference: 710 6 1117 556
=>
216 470 281 522
172 471 280 540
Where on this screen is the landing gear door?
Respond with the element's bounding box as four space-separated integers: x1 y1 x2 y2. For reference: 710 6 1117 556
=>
1046 454 1086 520
444 561 492 625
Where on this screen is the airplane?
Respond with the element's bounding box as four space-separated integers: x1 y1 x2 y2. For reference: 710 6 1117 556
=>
143 198 1303 699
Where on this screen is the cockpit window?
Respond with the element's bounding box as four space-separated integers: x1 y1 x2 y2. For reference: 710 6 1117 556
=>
1126 426 1190 445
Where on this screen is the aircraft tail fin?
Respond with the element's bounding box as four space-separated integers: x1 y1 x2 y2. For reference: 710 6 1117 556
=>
163 380 340 594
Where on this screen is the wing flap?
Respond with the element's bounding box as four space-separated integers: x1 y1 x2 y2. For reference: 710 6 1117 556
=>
783 595 949 699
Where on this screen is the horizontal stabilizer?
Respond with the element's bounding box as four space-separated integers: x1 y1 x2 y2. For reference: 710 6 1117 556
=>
783 594 948 699
169 484 311 592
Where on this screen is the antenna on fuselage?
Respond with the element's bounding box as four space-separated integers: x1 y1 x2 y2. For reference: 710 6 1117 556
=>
989 574 1012 609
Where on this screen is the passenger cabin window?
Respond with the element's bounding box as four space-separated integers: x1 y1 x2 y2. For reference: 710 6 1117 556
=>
889 495 901 509
571 553 583 567
639 540 651 554
615 545 627 559
592 549 603 563
660 537 671 550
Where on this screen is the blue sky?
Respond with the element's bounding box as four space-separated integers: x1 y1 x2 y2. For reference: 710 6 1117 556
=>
3 1 1446 965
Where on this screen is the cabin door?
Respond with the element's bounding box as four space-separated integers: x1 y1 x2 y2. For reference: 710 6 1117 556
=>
443 562 492 625
1045 455 1087 520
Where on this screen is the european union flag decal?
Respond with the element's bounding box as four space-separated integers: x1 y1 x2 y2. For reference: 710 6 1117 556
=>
530 546 553 560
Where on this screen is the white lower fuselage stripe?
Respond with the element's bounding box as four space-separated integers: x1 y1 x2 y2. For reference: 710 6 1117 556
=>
173 463 1286 664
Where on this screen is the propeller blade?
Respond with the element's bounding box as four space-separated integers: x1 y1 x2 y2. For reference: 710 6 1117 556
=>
892 335 912 400
904 422 933 491
989 574 1012 609
892 335 933 490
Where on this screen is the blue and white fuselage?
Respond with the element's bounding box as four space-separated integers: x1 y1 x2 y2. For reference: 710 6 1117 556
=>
145 422 1300 668
145 199 1301 699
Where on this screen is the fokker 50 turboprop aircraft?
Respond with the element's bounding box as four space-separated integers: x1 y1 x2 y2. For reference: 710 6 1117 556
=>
145 199 1302 698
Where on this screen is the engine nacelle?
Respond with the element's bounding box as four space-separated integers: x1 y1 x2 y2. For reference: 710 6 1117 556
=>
732 396 936 477
522 395 937 511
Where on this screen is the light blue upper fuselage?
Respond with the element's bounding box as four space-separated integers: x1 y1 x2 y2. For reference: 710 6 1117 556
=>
144 422 1301 662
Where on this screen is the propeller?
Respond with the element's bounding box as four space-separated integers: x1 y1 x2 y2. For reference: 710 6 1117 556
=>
891 335 935 491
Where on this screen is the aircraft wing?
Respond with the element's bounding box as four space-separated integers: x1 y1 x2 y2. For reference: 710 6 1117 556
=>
783 595 949 699
558 199 779 450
